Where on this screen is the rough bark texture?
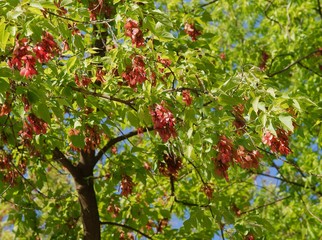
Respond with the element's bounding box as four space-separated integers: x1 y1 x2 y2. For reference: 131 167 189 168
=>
74 150 101 240
76 180 101 240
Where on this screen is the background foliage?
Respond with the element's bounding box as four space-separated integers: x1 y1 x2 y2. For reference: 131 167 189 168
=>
0 0 321 239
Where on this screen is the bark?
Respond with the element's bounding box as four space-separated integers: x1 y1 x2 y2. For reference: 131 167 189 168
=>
76 179 101 240
53 148 101 239
75 150 101 240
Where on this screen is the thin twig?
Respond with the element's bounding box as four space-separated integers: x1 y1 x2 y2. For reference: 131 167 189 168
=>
297 61 322 77
254 172 322 196
170 173 210 207
0 196 35 210
175 197 210 207
299 194 322 224
163 87 207 96
46 10 114 25
70 86 138 110
240 196 291 215
9 161 49 198
100 221 153 239
200 0 219 8
264 0 283 31
186 158 206 185
267 50 319 77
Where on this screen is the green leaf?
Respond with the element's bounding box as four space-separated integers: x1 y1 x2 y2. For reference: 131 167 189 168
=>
7 5 23 20
150 9 173 28
51 106 64 120
0 67 13 77
69 134 85 148
0 78 9 94
36 103 51 124
76 93 85 108
187 128 193 139
267 88 276 98
185 145 194 158
218 94 242 106
143 16 155 32
252 96 260 114
0 18 10 51
268 121 277 136
127 111 139 127
74 120 82 129
258 102 266 112
66 56 78 72
292 99 301 112
27 90 40 104
138 107 152 125
279 115 294 132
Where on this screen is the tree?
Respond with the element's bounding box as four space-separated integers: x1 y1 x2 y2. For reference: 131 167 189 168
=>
0 0 321 239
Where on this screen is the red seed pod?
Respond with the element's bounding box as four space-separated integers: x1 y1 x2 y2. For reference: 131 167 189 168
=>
149 101 176 142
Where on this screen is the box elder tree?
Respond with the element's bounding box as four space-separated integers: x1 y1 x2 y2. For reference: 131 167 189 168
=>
0 0 321 239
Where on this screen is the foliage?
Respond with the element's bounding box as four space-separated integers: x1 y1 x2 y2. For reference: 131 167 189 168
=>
0 0 321 239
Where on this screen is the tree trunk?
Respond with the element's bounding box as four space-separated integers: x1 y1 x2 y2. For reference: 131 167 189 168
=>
53 146 101 238
76 178 101 240
75 150 101 240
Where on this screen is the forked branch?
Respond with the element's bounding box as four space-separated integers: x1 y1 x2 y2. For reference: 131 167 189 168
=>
94 127 154 164
53 147 79 178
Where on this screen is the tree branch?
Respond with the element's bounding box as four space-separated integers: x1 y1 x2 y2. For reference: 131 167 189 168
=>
163 87 207 96
220 224 225 240
263 0 283 31
45 10 114 25
200 0 219 8
174 197 210 207
297 61 322 77
255 172 322 196
240 195 291 215
267 50 319 77
53 147 79 178
100 221 153 239
299 193 322 224
94 127 154 164
316 0 322 19
70 86 138 110
170 175 210 207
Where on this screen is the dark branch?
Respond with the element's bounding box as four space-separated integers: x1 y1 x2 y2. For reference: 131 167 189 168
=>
171 171 210 207
200 0 219 8
240 196 291 215
267 50 319 77
100 221 153 239
220 224 225 240
297 61 322 77
264 1 283 31
163 87 207 96
45 10 114 25
53 147 79 178
170 176 175 196
317 0 322 19
94 127 154 163
186 158 206 185
175 197 210 207
255 172 322 196
70 86 138 110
